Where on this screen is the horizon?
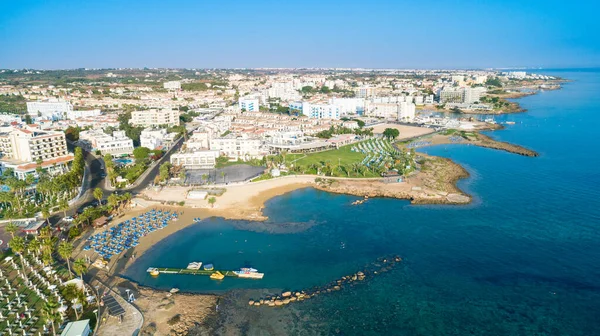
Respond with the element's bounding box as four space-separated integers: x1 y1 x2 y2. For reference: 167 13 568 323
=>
1 0 599 69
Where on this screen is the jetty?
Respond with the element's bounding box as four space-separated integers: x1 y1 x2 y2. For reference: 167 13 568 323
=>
146 267 240 278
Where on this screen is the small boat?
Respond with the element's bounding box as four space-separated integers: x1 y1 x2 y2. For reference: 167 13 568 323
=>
186 262 202 270
234 268 264 279
170 288 180 294
203 264 214 271
210 271 225 280
147 268 160 276
505 121 516 125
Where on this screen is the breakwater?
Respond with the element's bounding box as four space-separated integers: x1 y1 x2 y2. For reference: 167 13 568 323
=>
247 255 403 307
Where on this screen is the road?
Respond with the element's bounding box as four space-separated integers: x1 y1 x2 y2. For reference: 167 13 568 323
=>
51 136 186 227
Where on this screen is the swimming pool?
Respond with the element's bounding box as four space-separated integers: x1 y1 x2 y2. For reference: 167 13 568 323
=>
113 158 134 165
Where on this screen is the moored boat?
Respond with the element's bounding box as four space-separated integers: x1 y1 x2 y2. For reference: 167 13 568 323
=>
187 262 202 270
210 271 225 280
234 267 264 279
204 264 214 271
147 267 160 276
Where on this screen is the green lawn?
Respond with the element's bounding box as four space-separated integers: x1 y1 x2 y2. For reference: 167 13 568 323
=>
293 144 365 167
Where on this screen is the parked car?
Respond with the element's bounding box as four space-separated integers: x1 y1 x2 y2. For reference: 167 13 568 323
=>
63 216 74 223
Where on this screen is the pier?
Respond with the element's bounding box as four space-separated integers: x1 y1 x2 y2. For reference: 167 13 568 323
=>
147 267 238 277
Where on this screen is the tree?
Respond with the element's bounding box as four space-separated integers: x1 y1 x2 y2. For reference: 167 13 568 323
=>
93 188 103 204
220 171 226 184
383 128 400 140
58 241 74 276
6 222 18 238
42 297 60 336
73 258 87 277
9 236 28 281
208 197 216 208
25 114 33 125
42 207 51 225
59 199 69 218
133 147 151 162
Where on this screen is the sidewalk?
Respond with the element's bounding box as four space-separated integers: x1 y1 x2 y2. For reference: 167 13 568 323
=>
90 277 144 336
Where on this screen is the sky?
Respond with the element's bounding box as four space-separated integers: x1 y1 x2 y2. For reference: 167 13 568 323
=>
0 0 599 69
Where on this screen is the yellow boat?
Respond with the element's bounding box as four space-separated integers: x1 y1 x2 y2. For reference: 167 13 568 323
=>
210 271 225 280
148 268 160 276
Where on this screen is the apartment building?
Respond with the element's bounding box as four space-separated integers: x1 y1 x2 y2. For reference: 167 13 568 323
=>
26 99 73 120
130 109 180 127
301 102 340 120
140 128 177 150
66 109 102 120
209 134 265 160
163 81 181 90
239 97 259 112
438 87 486 104
328 97 364 115
170 150 220 169
79 129 134 156
0 127 72 179
398 102 416 121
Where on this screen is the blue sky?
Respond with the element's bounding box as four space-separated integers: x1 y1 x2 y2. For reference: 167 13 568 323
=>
0 0 598 69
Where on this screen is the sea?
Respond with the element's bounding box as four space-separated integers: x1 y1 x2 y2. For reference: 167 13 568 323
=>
124 69 600 335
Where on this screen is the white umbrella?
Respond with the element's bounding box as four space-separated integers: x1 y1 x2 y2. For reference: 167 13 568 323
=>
57 305 68 313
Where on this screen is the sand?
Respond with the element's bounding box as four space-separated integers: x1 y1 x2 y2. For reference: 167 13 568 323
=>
371 123 434 140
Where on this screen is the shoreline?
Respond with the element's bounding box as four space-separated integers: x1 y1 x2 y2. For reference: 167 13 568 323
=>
88 84 547 336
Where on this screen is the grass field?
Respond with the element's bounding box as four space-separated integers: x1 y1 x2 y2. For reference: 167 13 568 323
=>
291 144 364 167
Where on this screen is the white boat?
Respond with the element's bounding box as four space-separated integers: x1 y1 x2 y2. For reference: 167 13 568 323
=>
234 268 264 279
186 262 202 270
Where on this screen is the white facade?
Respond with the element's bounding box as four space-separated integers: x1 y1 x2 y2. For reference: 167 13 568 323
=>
66 109 102 120
209 135 264 160
163 81 181 90
301 102 340 119
130 109 180 127
328 97 364 115
364 102 399 119
170 150 220 169
140 128 175 150
239 97 259 112
26 99 73 120
79 129 134 156
0 127 72 179
398 102 416 121
464 87 487 104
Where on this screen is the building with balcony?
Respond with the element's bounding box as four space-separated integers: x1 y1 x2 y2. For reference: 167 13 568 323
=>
130 109 180 127
0 127 73 179
79 129 134 156
170 149 220 169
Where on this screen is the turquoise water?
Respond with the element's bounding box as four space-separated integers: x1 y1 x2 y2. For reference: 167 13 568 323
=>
113 158 133 165
125 70 600 335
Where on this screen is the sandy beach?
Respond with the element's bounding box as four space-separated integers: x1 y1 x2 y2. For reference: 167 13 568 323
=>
371 123 435 139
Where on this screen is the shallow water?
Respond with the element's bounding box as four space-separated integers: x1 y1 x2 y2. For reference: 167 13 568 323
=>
125 69 600 335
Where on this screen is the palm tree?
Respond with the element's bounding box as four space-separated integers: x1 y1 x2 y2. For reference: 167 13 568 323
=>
58 241 74 276
107 193 118 213
59 199 69 218
208 197 216 208
9 236 28 281
93 188 103 204
73 258 87 277
42 206 51 225
6 222 18 238
42 297 60 336
220 171 226 184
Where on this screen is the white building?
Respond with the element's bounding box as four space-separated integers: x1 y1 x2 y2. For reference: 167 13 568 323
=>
66 109 102 120
301 102 340 119
398 102 416 121
0 127 72 179
364 102 399 119
239 97 259 112
464 87 487 104
355 86 377 98
79 129 134 156
140 128 177 150
170 149 220 169
26 99 73 120
209 134 265 160
163 81 181 90
130 109 180 127
328 97 364 115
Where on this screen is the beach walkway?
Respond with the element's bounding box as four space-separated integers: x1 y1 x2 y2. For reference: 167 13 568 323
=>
91 277 144 336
